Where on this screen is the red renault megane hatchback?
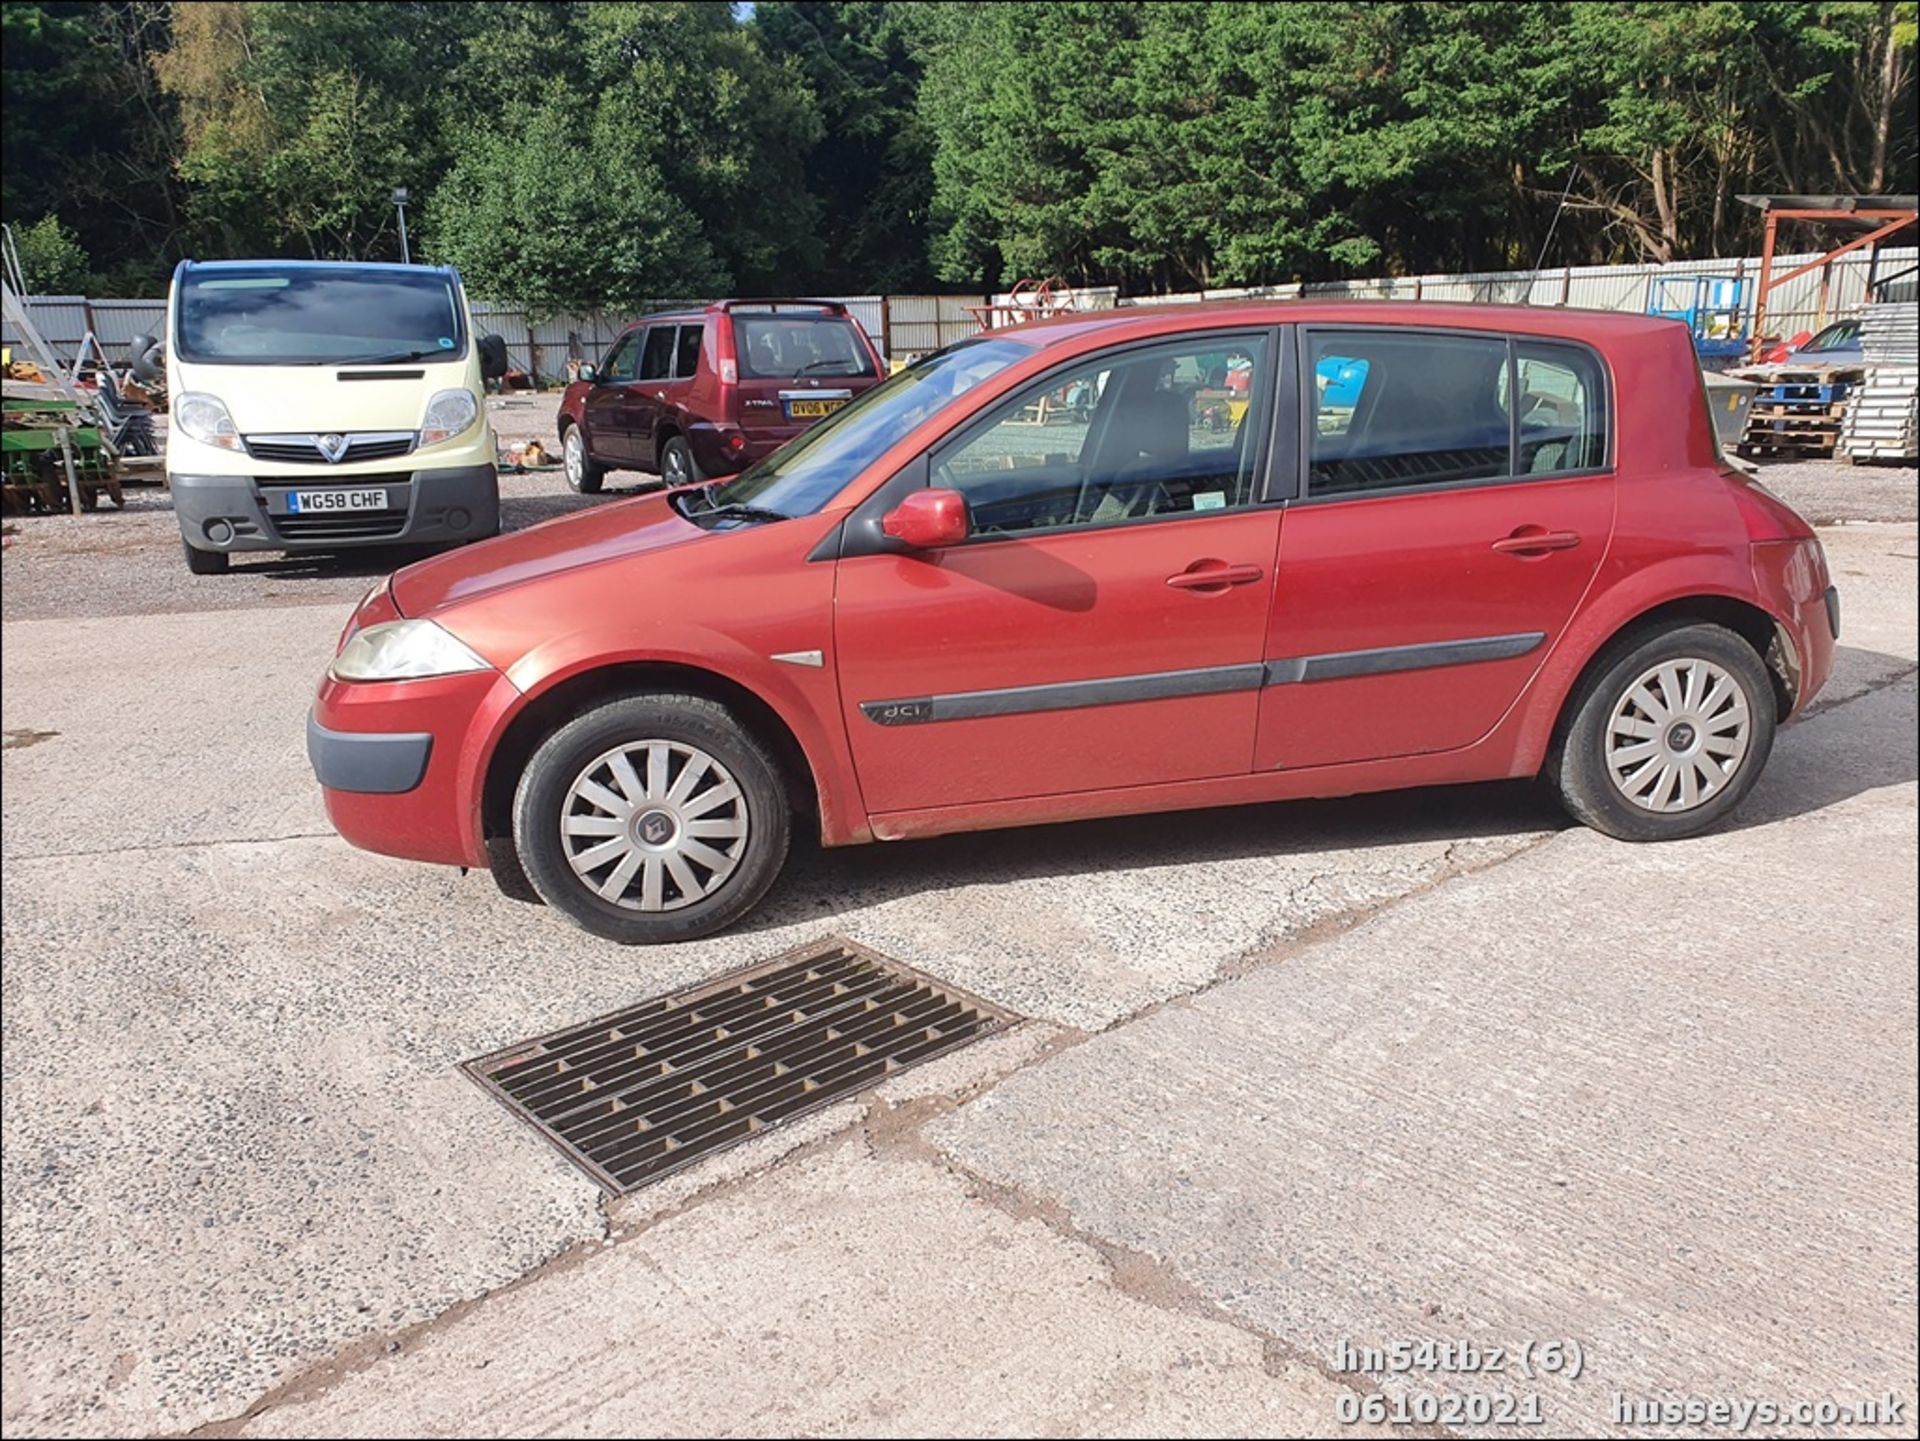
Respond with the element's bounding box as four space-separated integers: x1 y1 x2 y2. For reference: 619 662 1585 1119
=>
308 302 1838 944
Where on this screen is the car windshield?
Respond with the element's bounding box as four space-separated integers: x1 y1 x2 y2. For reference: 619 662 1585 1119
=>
1800 320 1860 352
175 266 466 366
705 338 1034 516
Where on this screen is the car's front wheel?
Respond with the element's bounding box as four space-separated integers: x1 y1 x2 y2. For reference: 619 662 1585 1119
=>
512 694 791 943
562 425 605 495
1552 622 1776 841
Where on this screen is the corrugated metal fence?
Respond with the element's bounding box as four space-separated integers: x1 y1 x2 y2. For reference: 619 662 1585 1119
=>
8 246 1911 376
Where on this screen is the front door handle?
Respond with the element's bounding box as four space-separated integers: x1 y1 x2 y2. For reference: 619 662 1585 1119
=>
1167 562 1264 591
1492 527 1582 556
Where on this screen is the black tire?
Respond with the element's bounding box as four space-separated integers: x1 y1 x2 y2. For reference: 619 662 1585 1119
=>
182 536 229 574
659 434 702 488
562 424 605 494
1551 622 1776 841
512 693 791 943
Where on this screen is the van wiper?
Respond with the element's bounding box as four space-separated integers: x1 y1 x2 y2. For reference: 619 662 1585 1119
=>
315 347 443 367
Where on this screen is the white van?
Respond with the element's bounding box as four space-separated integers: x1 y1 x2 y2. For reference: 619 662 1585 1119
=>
165 259 508 574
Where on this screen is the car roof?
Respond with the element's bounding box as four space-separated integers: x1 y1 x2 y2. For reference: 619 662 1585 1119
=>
991 299 1690 351
182 258 458 277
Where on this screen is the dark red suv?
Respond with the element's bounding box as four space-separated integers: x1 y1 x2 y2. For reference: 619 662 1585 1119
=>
557 300 887 492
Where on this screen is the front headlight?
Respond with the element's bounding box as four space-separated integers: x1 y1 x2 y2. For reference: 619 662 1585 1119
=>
419 388 479 448
174 392 244 451
331 619 492 682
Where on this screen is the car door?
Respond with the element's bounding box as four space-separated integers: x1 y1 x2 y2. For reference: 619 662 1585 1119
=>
834 331 1285 816
585 331 642 462
626 325 679 471
1255 328 1615 771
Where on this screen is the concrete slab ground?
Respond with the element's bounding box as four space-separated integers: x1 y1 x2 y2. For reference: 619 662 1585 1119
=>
1 510 1913 1438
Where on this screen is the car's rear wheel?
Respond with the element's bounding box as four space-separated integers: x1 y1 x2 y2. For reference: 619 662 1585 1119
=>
1552 622 1776 841
562 425 605 494
659 435 702 488
512 694 790 943
182 536 229 575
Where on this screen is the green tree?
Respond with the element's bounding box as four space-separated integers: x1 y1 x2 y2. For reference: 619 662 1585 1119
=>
8 214 92 293
755 1 937 290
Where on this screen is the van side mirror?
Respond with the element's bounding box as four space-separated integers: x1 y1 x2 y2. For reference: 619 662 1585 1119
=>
477 333 509 381
882 488 971 550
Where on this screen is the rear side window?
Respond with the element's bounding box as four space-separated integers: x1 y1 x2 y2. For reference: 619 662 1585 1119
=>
675 324 704 379
640 327 676 381
734 315 875 380
1510 341 1607 474
1308 331 1511 495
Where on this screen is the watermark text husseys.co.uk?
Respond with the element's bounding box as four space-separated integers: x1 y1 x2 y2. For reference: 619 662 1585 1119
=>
1611 1391 1906 1431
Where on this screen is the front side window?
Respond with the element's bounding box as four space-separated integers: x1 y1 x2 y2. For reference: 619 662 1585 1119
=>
639 326 677 381
1307 331 1511 496
675 323 705 379
175 266 465 366
602 333 641 381
933 334 1269 537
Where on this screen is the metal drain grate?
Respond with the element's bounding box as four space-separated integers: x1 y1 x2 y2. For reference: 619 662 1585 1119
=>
463 937 1016 1193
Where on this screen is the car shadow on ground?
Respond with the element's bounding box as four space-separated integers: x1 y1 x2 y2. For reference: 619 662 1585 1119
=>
738 778 1572 936
741 646 1917 932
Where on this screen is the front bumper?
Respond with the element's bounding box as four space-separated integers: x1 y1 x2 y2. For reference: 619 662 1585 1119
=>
174 462 500 554
309 667 503 867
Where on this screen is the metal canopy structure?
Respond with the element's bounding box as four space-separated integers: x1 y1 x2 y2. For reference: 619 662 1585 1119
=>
1738 194 1918 356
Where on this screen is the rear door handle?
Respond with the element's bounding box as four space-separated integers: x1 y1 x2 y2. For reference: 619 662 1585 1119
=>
1167 562 1264 590
1492 527 1582 555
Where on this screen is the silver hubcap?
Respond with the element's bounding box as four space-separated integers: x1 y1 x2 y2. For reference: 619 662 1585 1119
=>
564 430 583 484
663 444 688 484
1605 658 1752 813
560 740 748 910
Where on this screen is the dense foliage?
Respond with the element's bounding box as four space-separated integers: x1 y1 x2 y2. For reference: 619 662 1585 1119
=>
3 1 1914 302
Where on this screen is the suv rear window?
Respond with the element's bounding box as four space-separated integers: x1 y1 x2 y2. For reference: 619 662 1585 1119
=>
734 315 875 380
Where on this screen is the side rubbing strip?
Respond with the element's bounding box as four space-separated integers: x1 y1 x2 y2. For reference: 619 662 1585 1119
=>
857 634 1545 727
1265 631 1546 686
860 663 1265 727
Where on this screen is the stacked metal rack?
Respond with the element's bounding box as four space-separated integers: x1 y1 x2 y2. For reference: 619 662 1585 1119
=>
1839 301 1919 463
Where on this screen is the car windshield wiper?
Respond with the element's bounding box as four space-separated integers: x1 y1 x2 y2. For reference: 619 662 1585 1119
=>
699 502 789 525
316 347 444 367
669 486 788 526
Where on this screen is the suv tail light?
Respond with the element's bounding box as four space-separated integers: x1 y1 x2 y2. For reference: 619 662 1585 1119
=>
716 319 739 388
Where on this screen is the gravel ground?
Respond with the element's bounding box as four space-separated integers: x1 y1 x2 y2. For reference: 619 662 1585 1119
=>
0 394 653 623
3 390 1911 623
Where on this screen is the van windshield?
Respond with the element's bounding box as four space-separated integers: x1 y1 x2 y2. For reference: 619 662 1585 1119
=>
175 266 466 366
701 338 1034 518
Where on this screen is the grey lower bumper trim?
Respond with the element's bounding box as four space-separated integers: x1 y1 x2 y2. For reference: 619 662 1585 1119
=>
307 713 432 793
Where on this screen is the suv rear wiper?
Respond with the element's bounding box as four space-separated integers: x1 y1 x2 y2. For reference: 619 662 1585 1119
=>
793 358 857 377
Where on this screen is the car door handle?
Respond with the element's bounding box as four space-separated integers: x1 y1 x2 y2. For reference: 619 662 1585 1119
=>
1166 562 1264 590
1491 527 1582 555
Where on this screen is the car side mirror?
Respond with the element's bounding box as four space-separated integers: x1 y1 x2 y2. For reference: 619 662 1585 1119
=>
477 333 509 381
578 362 600 384
882 488 971 551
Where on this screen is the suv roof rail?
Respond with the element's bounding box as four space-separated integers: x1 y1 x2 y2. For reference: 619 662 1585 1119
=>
714 298 849 315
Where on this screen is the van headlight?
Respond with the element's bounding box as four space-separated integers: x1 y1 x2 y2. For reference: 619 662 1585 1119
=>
418 388 479 448
331 619 491 681
174 392 244 451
